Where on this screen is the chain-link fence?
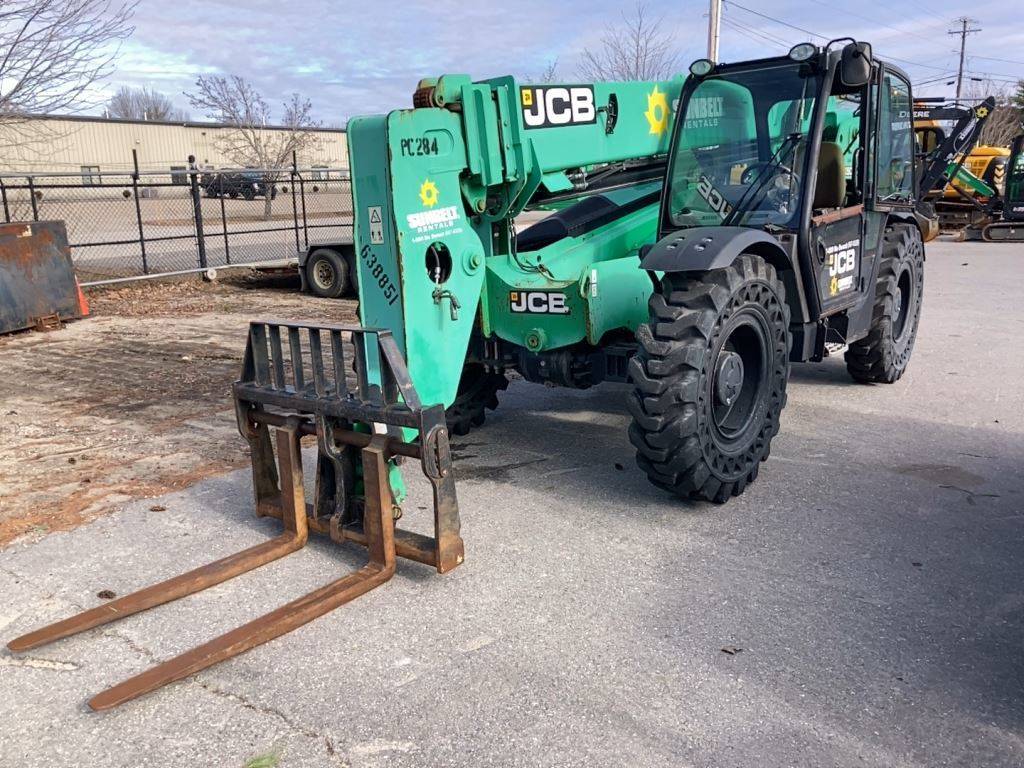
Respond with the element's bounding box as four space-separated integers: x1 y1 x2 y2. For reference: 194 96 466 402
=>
0 156 352 284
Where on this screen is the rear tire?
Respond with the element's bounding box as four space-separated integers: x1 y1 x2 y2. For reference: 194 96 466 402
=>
628 255 790 503
845 224 924 383
445 363 508 436
306 248 350 299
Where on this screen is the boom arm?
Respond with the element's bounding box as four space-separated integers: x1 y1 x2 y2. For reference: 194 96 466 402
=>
347 75 682 408
916 96 996 199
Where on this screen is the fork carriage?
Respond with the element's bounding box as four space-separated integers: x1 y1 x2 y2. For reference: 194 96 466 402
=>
8 320 462 710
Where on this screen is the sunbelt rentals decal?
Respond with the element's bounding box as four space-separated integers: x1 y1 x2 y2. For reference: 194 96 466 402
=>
406 178 463 244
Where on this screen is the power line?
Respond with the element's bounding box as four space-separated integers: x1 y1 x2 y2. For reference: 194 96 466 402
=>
720 16 791 50
723 0 956 75
722 0 826 42
949 17 981 105
803 0 939 46
969 54 1024 68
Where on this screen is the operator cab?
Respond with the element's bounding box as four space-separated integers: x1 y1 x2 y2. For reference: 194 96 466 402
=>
652 40 917 354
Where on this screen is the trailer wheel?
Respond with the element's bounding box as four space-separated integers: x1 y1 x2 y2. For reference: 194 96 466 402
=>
445 363 508 436
628 255 790 503
306 248 350 299
845 224 924 383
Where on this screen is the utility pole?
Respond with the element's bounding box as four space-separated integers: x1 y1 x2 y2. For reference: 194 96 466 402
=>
707 0 722 61
949 17 981 106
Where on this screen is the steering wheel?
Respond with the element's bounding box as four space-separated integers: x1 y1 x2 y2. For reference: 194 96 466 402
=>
741 162 796 185
740 162 801 213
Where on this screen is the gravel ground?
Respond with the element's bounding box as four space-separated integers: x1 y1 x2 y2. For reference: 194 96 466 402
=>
0 272 356 545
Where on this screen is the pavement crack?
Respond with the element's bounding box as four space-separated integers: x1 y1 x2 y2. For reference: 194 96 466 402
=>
0 655 78 671
99 627 160 662
195 681 347 766
939 484 1001 506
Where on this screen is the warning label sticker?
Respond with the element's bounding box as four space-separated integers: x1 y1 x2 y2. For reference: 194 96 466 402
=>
368 206 384 244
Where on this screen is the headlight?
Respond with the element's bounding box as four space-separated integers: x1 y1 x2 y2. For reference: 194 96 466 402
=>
689 59 714 77
788 43 817 62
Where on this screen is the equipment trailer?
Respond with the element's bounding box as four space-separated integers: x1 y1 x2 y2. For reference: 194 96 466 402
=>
9 39 930 707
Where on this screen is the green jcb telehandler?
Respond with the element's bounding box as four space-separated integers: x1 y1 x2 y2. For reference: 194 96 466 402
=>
9 39 928 708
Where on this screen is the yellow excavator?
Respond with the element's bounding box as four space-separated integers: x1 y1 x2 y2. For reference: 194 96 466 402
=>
914 97 1016 232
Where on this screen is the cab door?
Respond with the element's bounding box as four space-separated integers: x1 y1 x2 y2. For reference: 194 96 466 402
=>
809 88 870 315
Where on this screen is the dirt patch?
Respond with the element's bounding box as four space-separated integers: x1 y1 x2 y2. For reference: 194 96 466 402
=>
0 272 358 547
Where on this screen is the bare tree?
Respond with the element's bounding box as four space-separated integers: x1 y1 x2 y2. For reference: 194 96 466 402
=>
964 80 1022 148
578 2 679 81
537 59 559 83
107 86 188 121
0 0 135 149
187 75 322 219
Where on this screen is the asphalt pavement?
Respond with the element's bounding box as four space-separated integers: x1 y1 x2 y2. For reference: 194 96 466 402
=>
1 238 1021 767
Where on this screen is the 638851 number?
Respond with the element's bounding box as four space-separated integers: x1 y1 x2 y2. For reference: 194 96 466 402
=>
360 244 399 306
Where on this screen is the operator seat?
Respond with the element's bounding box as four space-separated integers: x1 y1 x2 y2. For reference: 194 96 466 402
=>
814 141 847 209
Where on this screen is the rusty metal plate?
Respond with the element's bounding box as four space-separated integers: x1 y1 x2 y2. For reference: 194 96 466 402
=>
0 220 83 335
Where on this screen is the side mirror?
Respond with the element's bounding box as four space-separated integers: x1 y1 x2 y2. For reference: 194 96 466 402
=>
840 42 873 88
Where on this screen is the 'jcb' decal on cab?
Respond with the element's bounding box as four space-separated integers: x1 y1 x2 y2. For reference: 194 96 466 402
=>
826 238 859 296
510 290 570 314
521 86 596 129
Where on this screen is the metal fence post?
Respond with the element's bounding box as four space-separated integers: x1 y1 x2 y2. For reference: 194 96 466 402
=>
188 155 208 270
219 172 230 264
295 150 309 249
290 153 301 254
28 176 39 221
131 149 149 274
0 178 9 222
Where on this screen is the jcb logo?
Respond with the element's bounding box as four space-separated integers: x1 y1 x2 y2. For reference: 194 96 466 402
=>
828 247 857 276
510 290 570 314
521 86 596 129
697 174 732 218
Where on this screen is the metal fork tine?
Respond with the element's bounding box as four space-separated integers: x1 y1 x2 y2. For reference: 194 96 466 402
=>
86 436 397 711
7 426 310 655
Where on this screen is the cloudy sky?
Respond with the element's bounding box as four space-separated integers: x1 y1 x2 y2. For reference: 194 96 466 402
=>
104 0 1024 124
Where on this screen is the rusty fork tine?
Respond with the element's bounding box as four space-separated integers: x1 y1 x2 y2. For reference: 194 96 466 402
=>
8 427 310 655
7 535 304 653
88 436 397 711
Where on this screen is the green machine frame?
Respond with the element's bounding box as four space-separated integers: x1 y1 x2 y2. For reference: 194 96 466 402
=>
347 75 683 408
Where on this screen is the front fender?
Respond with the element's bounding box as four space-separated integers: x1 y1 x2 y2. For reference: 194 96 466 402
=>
640 226 789 273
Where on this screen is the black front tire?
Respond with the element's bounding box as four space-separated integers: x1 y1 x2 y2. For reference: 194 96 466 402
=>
305 248 350 299
445 363 509 436
628 255 791 503
845 224 924 383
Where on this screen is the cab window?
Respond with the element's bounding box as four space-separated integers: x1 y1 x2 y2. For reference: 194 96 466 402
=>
876 72 914 201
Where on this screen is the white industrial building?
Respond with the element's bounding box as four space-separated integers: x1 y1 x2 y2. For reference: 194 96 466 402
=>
0 114 348 177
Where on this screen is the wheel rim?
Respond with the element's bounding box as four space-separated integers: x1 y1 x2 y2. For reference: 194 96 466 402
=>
313 260 335 290
709 312 770 448
892 267 913 341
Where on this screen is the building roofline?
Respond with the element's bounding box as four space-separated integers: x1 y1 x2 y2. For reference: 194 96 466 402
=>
23 112 347 133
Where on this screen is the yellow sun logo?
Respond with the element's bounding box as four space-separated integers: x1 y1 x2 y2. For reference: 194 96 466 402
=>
419 179 439 207
976 106 989 119
830 275 839 296
644 85 670 136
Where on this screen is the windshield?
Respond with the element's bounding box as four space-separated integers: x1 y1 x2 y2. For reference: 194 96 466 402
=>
666 62 822 229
